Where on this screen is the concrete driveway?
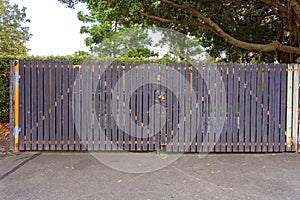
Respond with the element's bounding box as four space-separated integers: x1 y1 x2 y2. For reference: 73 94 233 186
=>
0 152 299 200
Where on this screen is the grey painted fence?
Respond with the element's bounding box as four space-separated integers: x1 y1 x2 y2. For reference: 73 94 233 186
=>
11 60 292 152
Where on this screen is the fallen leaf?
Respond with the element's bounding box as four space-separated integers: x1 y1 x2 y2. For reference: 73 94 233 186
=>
118 179 123 183
211 170 215 175
159 154 168 160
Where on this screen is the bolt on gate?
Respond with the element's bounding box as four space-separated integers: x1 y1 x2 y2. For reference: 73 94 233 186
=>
10 60 300 152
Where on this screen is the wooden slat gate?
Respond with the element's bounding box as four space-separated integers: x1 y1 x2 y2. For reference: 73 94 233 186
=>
10 60 297 152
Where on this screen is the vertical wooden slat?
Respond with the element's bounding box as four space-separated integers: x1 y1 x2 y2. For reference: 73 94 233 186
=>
232 64 239 152
200 64 206 152
93 61 100 151
165 63 171 152
160 63 166 150
178 63 185 152
280 64 287 152
209 63 216 152
155 63 161 151
244 64 251 152
109 62 116 151
146 63 152 151
220 64 227 152
129 62 135 151
116 62 123 151
37 61 43 150
187 63 196 152
107 63 113 151
50 61 56 150
227 64 233 152
61 62 67 150
262 64 269 152
157 63 163 152
81 62 87 150
238 64 246 152
203 63 208 152
142 62 148 151
68 62 75 151
183 63 188 152
62 61 69 150
136 63 142 151
286 64 293 151
292 64 299 152
43 61 50 150
24 60 31 150
190 65 196 152
268 64 275 152
73 67 81 150
214 64 221 153
196 63 202 152
250 64 257 152
19 60 25 150
31 60 37 150
86 61 92 151
171 63 177 152
256 64 263 152
56 62 62 150
121 62 126 151
98 62 105 151
116 62 121 150
273 64 281 152
124 62 130 151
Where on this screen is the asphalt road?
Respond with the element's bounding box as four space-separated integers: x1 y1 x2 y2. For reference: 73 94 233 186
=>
0 152 299 200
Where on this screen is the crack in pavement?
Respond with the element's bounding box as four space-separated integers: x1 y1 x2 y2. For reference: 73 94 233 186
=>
0 152 42 181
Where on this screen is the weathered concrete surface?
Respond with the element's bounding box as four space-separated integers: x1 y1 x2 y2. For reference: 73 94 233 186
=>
0 152 299 200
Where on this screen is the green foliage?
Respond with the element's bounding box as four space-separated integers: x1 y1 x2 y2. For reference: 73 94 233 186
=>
0 0 31 56
0 55 12 122
91 25 153 56
58 0 300 63
122 48 159 58
0 55 91 122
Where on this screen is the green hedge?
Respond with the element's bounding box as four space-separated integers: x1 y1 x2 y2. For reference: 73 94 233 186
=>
0 56 13 123
0 55 88 122
0 55 183 123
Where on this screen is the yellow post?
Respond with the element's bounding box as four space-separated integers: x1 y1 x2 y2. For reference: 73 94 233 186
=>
13 61 20 151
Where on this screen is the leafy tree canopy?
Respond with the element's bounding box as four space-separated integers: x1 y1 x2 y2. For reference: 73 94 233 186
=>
0 0 31 56
58 0 300 63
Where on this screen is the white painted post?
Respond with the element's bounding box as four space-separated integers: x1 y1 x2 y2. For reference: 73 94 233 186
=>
286 64 293 150
292 64 299 152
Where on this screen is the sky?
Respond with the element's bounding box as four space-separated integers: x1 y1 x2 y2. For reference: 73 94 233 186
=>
10 0 89 56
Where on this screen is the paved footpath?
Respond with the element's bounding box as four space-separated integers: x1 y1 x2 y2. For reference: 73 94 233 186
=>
0 152 299 200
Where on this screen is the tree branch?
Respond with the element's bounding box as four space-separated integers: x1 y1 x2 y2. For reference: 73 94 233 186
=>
154 0 300 54
141 13 217 34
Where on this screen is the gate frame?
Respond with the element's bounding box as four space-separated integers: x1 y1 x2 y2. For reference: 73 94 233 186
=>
10 60 300 152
